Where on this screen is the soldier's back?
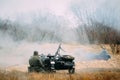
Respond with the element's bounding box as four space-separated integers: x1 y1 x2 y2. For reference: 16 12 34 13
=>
29 56 40 67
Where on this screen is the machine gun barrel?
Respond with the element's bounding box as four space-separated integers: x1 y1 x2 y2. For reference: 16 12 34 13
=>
55 43 65 57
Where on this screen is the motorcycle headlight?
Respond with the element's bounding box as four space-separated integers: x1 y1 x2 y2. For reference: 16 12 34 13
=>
51 61 55 64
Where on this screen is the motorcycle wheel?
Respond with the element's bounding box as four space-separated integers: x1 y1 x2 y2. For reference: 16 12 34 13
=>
68 68 75 74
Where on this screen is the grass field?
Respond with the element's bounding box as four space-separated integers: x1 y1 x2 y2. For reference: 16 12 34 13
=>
0 70 120 80
0 44 120 80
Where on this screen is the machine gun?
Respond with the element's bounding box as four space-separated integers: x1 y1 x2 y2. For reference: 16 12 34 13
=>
54 44 65 59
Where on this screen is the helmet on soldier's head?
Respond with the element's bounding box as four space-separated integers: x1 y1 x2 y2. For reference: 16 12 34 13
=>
33 51 38 56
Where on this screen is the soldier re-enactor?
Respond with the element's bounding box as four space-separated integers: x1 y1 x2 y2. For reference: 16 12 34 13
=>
29 51 45 72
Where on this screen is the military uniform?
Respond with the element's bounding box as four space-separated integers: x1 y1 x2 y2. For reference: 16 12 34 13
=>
29 51 45 72
29 56 43 67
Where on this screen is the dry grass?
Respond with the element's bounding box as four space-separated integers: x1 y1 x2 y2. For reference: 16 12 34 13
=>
0 44 120 80
0 70 120 80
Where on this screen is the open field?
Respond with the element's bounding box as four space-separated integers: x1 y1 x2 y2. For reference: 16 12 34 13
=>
0 43 120 80
0 69 120 80
0 0 120 80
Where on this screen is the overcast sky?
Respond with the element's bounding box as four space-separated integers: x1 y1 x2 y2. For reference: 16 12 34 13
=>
0 0 72 17
0 0 119 17
0 0 120 29
0 0 107 18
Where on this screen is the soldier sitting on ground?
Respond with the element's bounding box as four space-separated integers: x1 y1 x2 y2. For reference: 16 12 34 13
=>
29 51 45 72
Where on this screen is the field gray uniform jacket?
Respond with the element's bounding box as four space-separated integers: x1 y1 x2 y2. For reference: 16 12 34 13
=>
29 55 44 67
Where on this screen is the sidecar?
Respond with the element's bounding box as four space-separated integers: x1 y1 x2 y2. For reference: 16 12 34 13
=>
44 54 75 73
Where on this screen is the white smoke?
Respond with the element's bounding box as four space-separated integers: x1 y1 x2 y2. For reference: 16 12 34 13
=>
74 48 111 61
0 0 119 68
0 0 120 30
